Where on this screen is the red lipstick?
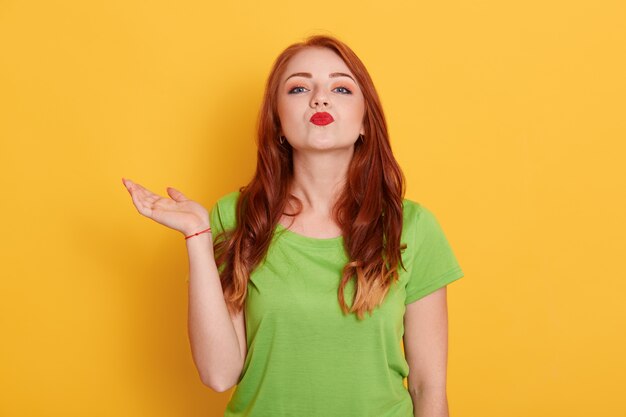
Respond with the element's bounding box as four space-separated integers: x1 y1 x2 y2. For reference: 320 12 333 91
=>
310 112 334 126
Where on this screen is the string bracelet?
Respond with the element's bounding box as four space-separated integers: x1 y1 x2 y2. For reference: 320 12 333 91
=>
184 226 212 240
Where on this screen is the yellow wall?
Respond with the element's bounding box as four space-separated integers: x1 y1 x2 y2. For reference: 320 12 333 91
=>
1 0 624 416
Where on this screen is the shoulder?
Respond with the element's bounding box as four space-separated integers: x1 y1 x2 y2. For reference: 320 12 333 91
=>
210 190 241 232
401 198 437 230
215 190 241 210
401 198 450 248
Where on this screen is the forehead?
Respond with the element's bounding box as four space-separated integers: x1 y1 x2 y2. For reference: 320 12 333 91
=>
281 47 353 79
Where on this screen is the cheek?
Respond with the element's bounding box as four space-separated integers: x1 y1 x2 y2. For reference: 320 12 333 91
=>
343 92 365 116
357 95 366 116
276 106 299 135
277 98 290 117
346 99 365 123
276 103 289 125
276 101 286 121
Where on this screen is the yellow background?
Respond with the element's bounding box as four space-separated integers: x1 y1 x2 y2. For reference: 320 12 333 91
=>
1 0 624 416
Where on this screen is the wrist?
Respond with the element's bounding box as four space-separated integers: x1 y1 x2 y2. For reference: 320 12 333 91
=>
183 224 212 240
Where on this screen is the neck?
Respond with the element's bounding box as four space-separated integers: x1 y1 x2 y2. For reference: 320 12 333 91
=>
289 147 354 214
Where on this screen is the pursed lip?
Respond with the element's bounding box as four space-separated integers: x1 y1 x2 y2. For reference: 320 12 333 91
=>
310 112 334 126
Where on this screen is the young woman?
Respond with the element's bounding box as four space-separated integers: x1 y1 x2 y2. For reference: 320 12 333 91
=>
123 34 464 417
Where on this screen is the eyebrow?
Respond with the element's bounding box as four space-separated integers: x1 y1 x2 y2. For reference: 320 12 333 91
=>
284 72 357 84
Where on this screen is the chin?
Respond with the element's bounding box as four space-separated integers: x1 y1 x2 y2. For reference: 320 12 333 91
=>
308 140 355 152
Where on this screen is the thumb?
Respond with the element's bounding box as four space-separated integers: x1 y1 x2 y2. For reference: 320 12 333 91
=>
166 187 189 202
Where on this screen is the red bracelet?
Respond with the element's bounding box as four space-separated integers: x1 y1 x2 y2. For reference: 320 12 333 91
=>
184 226 212 240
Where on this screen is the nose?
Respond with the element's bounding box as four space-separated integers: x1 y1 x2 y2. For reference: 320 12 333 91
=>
310 87 329 108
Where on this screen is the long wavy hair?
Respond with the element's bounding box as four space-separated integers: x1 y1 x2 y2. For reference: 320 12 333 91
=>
213 34 407 320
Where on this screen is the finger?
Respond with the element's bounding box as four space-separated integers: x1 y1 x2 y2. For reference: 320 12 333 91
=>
151 196 177 211
167 187 189 202
122 178 133 195
144 193 160 205
125 180 174 219
125 180 168 205
124 179 143 196
130 188 153 218
131 182 162 204
126 182 154 218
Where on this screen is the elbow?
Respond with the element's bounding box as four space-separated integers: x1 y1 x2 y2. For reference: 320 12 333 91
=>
201 373 236 393
408 380 448 398
209 382 234 393
197 356 244 393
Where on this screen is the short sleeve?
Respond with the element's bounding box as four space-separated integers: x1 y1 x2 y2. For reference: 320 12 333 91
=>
404 205 465 305
209 200 225 238
209 192 239 274
208 190 239 239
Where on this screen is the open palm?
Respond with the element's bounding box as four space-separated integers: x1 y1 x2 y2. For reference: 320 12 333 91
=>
122 178 209 236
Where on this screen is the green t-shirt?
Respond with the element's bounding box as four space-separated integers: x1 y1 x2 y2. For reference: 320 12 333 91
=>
209 191 464 417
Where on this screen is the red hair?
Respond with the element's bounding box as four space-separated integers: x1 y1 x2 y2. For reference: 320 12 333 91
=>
213 34 407 320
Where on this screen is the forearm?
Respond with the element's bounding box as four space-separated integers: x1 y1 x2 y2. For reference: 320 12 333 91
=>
186 233 243 391
410 386 449 417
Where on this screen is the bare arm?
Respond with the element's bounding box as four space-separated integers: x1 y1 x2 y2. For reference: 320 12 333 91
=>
403 286 450 417
186 232 246 392
122 178 246 392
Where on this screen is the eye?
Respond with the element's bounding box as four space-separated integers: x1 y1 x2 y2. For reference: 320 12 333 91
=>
333 86 352 94
287 86 309 94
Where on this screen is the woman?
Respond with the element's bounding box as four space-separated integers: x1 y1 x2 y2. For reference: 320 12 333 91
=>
123 34 464 417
